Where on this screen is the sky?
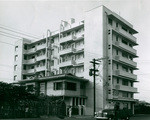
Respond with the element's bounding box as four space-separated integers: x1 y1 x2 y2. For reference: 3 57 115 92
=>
0 0 150 103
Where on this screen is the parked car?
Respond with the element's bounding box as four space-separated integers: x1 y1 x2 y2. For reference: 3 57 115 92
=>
95 108 132 120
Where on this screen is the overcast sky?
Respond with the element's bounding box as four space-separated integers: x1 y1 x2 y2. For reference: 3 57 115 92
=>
0 0 150 103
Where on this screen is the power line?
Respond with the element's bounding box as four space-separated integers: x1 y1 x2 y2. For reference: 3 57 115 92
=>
0 40 15 46
0 30 36 42
0 33 21 40
0 25 40 39
0 30 24 39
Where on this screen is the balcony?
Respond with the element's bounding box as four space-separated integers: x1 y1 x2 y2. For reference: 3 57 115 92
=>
36 66 46 72
76 72 84 77
59 60 76 68
36 55 46 61
73 32 84 41
119 29 136 42
59 48 76 55
23 58 36 64
113 70 137 80
75 59 84 67
36 44 46 51
112 96 136 102
23 69 35 74
115 41 137 55
24 48 36 54
60 35 75 44
51 43 58 49
112 27 137 43
113 55 137 67
51 54 58 59
113 85 137 93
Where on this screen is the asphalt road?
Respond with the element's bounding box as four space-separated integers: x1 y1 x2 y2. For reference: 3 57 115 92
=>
1 114 150 120
130 114 150 120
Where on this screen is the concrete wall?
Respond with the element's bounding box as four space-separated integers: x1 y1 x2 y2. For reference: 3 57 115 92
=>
84 6 104 115
14 38 31 81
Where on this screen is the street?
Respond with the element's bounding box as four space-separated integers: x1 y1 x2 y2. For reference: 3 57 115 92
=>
130 114 150 120
1 114 150 120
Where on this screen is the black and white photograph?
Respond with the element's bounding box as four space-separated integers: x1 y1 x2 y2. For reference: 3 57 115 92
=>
0 0 150 120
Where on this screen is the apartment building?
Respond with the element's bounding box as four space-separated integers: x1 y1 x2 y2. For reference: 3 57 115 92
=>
13 6 138 115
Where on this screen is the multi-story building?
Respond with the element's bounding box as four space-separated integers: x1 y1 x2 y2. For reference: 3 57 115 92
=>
13 6 138 115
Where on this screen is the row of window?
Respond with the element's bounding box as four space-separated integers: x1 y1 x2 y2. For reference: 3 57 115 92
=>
115 78 133 87
113 90 133 98
108 18 133 35
53 81 85 91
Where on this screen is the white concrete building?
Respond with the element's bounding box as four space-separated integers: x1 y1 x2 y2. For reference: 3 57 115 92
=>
14 6 138 115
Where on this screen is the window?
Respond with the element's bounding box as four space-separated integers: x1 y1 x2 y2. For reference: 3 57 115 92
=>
32 46 35 48
122 80 128 86
31 66 34 69
23 65 26 70
131 82 133 87
24 45 27 50
116 36 119 41
122 39 128 45
116 23 118 27
32 56 35 59
117 78 119 84
14 65 17 71
129 43 133 47
122 66 128 72
51 60 54 66
108 18 113 25
14 75 17 81
53 82 63 90
24 55 27 60
122 92 128 97
15 46 18 51
23 75 27 79
117 64 119 69
15 55 18 61
129 31 132 35
116 50 118 55
51 39 54 44
80 83 85 89
122 52 128 58
65 82 76 91
122 26 127 32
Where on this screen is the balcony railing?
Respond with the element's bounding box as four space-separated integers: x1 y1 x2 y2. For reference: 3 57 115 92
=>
36 44 46 51
23 58 36 64
24 48 36 54
115 41 137 55
60 35 75 44
51 54 58 59
113 27 137 43
59 60 76 68
113 55 137 67
36 55 46 62
112 96 136 102
59 48 76 55
113 70 137 80
75 72 84 77
36 66 46 72
23 69 35 74
51 43 58 49
113 84 137 93
73 32 84 41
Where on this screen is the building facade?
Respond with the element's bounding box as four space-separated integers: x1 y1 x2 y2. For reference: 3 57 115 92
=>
13 6 138 115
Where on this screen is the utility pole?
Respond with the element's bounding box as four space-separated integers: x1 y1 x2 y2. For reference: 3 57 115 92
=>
89 58 99 116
